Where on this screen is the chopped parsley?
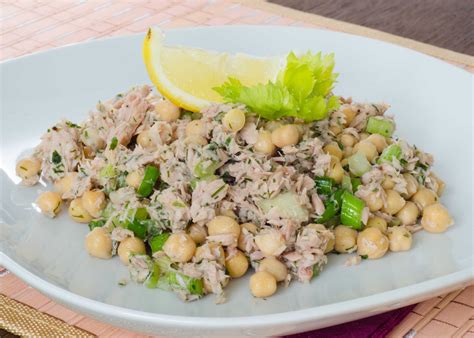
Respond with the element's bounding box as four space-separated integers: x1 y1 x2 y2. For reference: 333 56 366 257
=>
312 265 320 278
110 136 118 150
211 184 226 198
172 201 186 208
360 254 368 260
66 121 80 128
416 161 429 170
51 150 62 164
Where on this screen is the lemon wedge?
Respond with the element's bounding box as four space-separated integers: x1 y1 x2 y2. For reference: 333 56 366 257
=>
143 27 284 112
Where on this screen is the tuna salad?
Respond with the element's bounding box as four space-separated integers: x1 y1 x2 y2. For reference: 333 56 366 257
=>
16 50 453 304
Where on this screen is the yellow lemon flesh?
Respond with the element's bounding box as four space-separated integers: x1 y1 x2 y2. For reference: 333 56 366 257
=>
143 27 283 112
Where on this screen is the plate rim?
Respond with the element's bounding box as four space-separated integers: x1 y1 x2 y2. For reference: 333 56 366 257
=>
1 253 472 329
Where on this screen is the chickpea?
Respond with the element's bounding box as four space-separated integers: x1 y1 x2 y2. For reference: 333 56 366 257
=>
411 187 437 211
207 216 241 240
359 132 369 140
36 191 62 218
81 127 105 150
16 157 41 181
421 203 453 233
382 177 395 190
255 231 286 257
54 172 78 197
265 121 282 132
343 146 353 159
366 216 388 233
249 271 277 298
259 257 288 282
366 134 387 153
327 156 344 183
396 201 419 226
85 227 112 259
324 142 343 160
222 108 246 132
254 130 276 155
136 130 153 149
271 125 300 148
238 222 258 251
241 222 258 233
184 134 208 146
340 134 356 148
430 173 445 196
163 232 196 263
361 191 384 212
401 173 419 199
353 141 378 162
382 190 406 215
220 209 237 219
195 243 225 266
155 99 180 122
329 124 342 136
81 190 106 218
334 225 358 253
126 170 144 189
117 237 146 265
188 223 207 244
341 106 356 126
325 236 335 253
68 198 93 223
357 227 389 259
388 226 412 252
225 250 249 278
185 120 206 138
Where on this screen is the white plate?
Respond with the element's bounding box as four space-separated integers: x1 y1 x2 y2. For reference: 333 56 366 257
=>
0 26 473 336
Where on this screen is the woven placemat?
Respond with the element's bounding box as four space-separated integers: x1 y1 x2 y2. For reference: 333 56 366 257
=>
1 0 473 336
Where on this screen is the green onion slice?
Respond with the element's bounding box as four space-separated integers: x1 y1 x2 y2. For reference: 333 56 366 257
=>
340 191 365 230
137 165 160 197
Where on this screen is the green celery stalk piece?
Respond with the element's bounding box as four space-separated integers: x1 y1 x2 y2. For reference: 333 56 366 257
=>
315 189 344 223
127 219 147 239
341 175 352 192
145 263 161 289
351 178 362 192
149 233 171 253
314 176 334 197
165 271 204 295
348 152 372 177
340 191 365 230
366 116 395 137
88 219 106 231
194 161 220 179
100 164 116 178
133 207 149 220
377 144 402 164
137 165 160 197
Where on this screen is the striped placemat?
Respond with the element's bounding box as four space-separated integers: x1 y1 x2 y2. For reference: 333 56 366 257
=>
1 0 473 336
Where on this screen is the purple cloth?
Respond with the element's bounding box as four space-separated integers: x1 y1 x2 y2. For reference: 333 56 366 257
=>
286 305 415 338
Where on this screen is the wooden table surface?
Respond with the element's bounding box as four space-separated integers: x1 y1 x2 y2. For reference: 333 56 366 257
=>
270 0 474 55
